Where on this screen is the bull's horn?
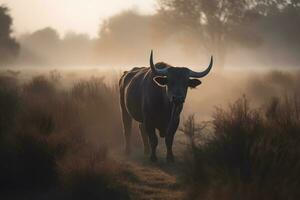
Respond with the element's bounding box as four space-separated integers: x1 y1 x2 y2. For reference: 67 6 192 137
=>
150 50 168 76
189 56 213 78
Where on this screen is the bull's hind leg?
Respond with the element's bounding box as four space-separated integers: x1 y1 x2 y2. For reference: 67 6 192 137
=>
121 110 132 155
139 123 150 155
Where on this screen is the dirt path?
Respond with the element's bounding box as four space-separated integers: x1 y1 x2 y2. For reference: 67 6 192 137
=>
114 152 185 200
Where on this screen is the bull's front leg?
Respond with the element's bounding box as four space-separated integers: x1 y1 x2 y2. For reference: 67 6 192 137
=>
165 118 179 163
144 123 158 162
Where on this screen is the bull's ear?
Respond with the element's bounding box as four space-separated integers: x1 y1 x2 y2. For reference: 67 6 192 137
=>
153 76 168 87
188 79 201 88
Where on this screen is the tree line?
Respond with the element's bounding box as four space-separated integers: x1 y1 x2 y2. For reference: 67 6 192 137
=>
0 1 299 67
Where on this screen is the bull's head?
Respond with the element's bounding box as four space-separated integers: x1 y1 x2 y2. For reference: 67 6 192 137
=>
150 50 213 106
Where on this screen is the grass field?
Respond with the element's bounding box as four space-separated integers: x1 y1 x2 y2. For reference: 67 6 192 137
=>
0 68 299 200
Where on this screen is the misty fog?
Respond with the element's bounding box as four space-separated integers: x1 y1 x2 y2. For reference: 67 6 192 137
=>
0 2 298 69
1 1 300 200
1 0 300 122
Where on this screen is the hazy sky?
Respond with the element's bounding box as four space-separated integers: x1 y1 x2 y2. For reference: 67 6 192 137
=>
1 0 156 38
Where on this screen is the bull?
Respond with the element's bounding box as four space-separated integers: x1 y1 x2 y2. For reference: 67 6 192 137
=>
119 51 213 162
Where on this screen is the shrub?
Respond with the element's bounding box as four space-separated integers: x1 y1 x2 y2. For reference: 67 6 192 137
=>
0 76 20 136
58 149 130 200
183 95 300 200
0 73 129 199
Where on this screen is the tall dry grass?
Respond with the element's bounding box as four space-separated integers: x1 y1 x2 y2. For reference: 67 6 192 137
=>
182 94 300 200
0 73 129 199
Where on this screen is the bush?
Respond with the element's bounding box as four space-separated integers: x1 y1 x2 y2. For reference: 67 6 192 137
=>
58 149 130 200
13 133 57 190
247 70 300 104
0 73 129 199
0 76 20 136
183 95 300 200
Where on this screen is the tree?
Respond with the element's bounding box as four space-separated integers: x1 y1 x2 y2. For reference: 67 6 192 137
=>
0 5 19 64
97 10 155 64
157 0 265 68
19 27 61 65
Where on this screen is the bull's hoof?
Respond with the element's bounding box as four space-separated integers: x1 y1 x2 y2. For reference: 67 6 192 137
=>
166 155 175 163
150 155 157 162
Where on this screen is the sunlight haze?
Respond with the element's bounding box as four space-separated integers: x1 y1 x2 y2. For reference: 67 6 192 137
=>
1 0 156 37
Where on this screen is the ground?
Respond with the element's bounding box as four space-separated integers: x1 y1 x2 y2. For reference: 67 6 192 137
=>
113 150 185 200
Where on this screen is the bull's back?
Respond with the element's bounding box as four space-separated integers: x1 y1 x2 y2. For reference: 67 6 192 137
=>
119 67 149 122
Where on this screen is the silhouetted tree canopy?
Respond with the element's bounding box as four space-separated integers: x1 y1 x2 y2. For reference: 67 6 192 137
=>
251 1 300 67
6 1 299 68
0 5 20 65
18 27 60 65
19 28 96 66
97 10 155 64
157 0 300 68
157 0 267 67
